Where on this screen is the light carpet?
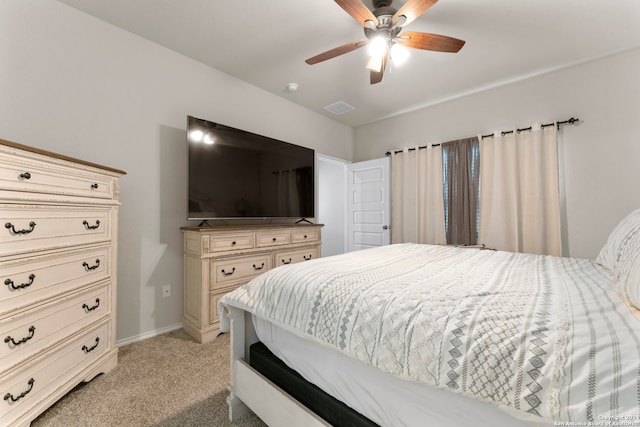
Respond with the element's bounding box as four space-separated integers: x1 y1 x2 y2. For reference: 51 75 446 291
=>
32 329 267 427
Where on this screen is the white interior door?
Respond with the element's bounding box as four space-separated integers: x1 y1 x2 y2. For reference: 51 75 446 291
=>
347 157 391 252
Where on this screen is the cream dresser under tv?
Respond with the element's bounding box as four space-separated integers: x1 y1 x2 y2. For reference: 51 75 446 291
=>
181 224 322 343
0 139 125 426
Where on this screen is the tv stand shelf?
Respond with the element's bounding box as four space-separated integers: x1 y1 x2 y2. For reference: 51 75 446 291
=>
180 223 323 343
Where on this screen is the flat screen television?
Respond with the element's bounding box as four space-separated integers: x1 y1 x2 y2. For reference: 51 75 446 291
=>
187 115 315 221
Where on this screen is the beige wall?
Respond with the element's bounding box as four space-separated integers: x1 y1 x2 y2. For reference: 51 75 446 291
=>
0 1 353 343
354 48 640 259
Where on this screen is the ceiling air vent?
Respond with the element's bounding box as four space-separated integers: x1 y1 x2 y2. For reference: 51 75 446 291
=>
323 101 354 115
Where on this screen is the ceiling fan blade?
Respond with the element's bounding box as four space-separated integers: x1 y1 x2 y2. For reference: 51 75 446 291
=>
392 0 438 27
334 0 379 28
370 54 387 85
397 31 465 53
305 40 368 65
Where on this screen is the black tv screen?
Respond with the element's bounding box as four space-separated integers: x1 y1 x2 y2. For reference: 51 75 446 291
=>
187 115 315 220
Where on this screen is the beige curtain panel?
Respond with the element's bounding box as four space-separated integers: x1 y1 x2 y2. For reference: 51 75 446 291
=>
478 124 562 256
391 146 446 245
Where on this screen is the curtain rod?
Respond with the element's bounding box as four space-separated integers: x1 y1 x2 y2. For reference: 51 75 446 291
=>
385 117 579 156
480 117 579 139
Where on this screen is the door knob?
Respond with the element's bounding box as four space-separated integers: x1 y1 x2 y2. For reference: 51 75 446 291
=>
383 225 389 230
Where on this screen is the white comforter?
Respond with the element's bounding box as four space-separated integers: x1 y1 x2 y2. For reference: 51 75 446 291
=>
220 243 640 424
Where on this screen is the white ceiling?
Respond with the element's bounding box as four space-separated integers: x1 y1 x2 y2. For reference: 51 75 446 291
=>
57 0 640 128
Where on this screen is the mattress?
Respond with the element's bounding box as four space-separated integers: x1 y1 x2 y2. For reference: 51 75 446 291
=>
253 315 546 427
221 243 640 425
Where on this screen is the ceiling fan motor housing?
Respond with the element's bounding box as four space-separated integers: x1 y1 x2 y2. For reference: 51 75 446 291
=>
365 6 401 40
372 0 393 8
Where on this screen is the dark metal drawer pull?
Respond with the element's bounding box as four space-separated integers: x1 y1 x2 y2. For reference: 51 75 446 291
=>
281 258 292 265
82 298 100 312
5 274 35 290
5 221 36 235
4 378 35 403
91 183 99 189
221 268 235 277
253 263 265 271
303 255 313 261
82 259 101 271
82 337 100 353
19 172 31 180
4 326 36 346
272 237 277 242
82 220 101 230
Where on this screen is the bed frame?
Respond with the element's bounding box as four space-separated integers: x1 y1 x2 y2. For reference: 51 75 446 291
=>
226 307 332 426
224 306 550 427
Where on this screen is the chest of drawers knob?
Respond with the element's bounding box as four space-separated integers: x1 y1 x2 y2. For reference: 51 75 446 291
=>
4 273 36 291
82 220 101 230
82 298 101 312
221 267 236 277
4 378 35 403
253 263 265 271
90 183 98 189
4 326 36 346
5 221 36 235
81 337 100 354
19 172 31 180
82 259 100 271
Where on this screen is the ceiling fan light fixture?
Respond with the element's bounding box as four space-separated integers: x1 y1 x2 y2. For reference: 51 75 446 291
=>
390 43 409 65
367 36 387 59
366 55 383 72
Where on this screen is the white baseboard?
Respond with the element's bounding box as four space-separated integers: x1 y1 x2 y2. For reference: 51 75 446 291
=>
116 322 184 347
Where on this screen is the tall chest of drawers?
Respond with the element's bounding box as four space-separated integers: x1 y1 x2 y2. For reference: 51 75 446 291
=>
181 224 322 343
0 139 125 426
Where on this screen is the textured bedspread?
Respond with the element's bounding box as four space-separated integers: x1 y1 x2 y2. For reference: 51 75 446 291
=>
220 244 640 423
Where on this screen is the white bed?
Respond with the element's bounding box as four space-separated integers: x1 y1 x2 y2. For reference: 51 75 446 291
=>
219 209 640 427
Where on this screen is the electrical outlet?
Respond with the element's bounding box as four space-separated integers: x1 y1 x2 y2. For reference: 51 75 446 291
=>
162 285 171 298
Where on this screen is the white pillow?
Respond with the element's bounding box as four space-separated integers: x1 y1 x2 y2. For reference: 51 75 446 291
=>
619 252 640 311
595 209 640 277
595 209 640 310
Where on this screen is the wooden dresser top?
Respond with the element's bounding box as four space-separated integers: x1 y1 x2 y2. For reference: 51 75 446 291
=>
0 138 126 175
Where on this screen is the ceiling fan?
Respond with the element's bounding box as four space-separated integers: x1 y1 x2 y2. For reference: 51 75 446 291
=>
306 0 465 84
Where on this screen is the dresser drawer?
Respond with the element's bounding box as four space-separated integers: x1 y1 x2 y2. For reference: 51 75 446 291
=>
275 246 319 267
209 288 233 326
209 233 254 253
0 246 110 314
210 254 272 289
291 229 320 244
0 205 112 257
0 321 109 424
0 153 114 201
1 284 108 373
256 231 290 248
